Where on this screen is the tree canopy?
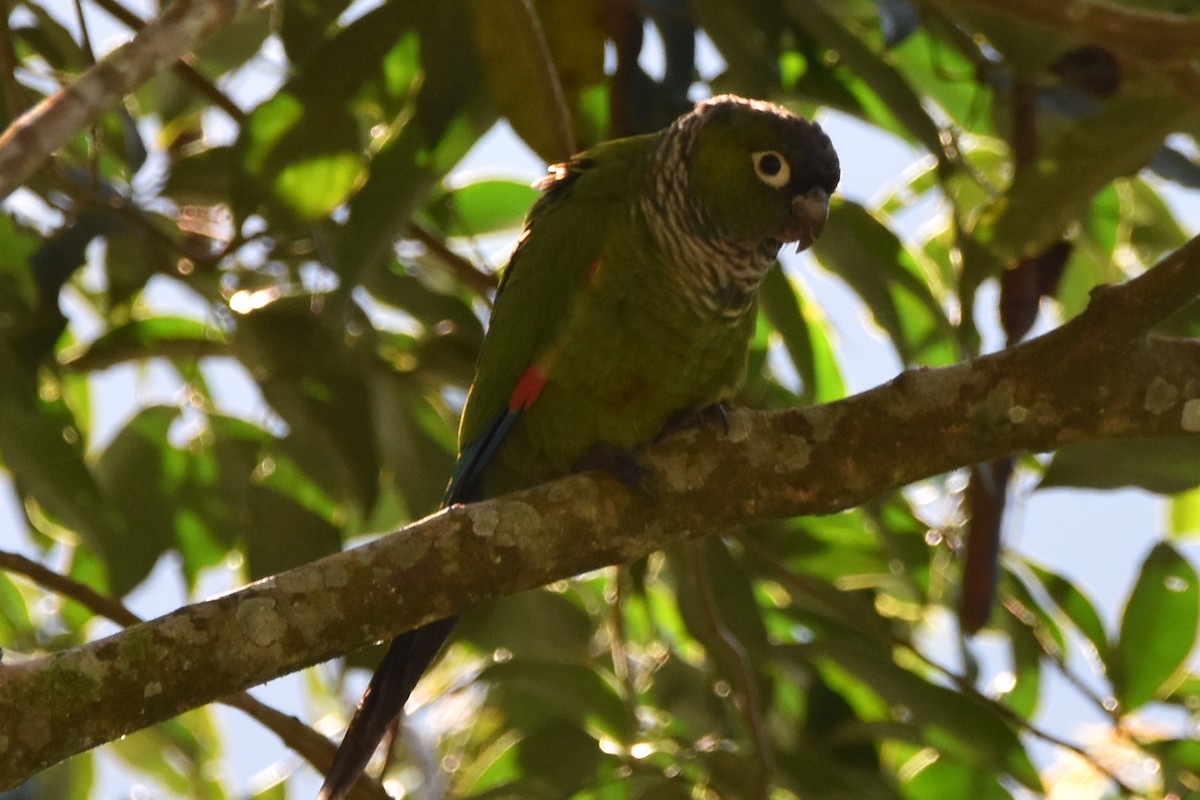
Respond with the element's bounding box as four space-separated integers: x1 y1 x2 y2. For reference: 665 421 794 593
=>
2 1 1200 798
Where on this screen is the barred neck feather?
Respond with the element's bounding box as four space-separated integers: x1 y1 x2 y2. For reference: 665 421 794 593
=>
639 108 779 323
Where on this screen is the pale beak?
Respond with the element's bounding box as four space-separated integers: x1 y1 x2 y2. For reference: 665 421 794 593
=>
789 186 830 252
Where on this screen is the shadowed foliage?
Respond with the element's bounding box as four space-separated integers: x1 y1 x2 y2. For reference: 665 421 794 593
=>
2 1 1200 798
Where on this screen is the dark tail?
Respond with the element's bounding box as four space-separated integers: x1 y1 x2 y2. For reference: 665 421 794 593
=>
318 616 459 800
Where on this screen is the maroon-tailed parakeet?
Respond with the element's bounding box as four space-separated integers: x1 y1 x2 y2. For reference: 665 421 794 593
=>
320 94 840 799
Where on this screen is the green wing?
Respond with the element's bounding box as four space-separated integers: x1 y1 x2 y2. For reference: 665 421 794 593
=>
448 134 656 501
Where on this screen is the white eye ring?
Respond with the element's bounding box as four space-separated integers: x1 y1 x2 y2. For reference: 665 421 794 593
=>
752 150 790 188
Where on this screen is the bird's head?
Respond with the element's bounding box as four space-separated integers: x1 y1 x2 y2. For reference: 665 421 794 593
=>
686 95 840 254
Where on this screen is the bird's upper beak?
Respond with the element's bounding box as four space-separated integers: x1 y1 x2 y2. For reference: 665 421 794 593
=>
787 186 830 253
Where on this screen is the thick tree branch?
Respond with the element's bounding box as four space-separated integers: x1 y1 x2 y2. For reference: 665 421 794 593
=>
2 239 1200 787
0 0 237 202
0 550 388 800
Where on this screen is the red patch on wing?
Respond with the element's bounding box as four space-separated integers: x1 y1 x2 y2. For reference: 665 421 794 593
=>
508 364 549 412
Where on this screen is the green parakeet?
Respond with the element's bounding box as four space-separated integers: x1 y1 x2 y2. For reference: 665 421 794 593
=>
319 94 840 799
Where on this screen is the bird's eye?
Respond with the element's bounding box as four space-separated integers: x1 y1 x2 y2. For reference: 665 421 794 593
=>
752 151 790 188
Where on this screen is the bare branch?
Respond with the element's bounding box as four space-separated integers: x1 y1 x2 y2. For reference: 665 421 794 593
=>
405 221 500 297
0 0 237 202
1 236 1199 787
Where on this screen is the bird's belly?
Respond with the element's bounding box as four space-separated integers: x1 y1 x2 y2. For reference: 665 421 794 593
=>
483 301 750 496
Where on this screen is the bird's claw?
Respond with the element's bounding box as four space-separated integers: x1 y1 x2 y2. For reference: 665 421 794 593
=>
573 445 653 498
657 403 730 441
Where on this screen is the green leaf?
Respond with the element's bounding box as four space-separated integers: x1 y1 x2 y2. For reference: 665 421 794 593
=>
470 0 601 162
1000 608 1042 718
371 374 456 519
672 539 772 668
1146 737 1200 797
162 145 236 207
14 4 92 73
647 650 737 736
1122 177 1188 267
0 350 118 567
110 709 223 798
278 0 354 63
810 636 1042 791
1040 438 1200 494
21 750 95 800
64 317 228 372
255 450 343 524
786 1 954 169
760 267 846 403
275 150 366 220
1022 562 1110 663
94 406 185 596
233 299 379 513
1171 487 1200 539
141 5 271 124
1158 295 1200 338
0 572 33 650
31 207 114 303
481 660 631 741
63 548 108 634
0 214 39 309
192 3 274 78
424 179 541 238
243 485 341 579
228 2 439 225
899 748 1014 800
364 262 484 336
1114 543 1199 710
463 720 605 798
890 28 994 135
239 91 364 221
457 589 594 663
1003 565 1067 658
691 0 783 99
979 91 1190 263
248 780 287 800
813 200 957 367
338 0 495 282
105 224 172 306
169 414 273 588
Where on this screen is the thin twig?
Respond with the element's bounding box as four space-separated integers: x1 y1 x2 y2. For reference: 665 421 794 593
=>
405 221 499 297
0 550 138 627
0 0 237 202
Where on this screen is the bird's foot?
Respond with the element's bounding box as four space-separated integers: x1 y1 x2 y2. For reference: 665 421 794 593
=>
657 403 729 441
573 444 653 498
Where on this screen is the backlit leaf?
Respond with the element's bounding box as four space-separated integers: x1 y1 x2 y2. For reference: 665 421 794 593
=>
1114 543 1200 710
